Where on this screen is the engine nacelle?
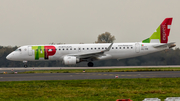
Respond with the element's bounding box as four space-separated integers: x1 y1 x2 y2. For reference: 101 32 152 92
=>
63 56 79 65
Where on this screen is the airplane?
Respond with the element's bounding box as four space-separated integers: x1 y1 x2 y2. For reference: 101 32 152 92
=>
6 18 175 67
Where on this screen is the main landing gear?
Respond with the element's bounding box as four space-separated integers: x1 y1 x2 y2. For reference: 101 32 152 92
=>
87 62 94 67
23 61 28 68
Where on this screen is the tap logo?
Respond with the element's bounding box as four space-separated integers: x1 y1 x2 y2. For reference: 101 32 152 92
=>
32 46 56 60
160 18 172 43
162 25 166 41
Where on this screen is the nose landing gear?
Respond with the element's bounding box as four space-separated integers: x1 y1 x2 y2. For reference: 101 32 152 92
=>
23 61 28 68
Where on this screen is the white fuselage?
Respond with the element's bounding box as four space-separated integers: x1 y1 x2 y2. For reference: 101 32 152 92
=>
6 42 167 62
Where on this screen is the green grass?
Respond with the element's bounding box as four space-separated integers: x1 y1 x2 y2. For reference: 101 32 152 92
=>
17 67 180 74
0 78 180 101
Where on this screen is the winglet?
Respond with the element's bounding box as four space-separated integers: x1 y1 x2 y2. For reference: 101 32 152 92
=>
104 43 113 52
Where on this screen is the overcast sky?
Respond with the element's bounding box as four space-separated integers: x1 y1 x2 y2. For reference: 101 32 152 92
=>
0 0 180 47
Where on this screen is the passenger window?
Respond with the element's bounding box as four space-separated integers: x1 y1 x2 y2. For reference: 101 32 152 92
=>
59 49 61 50
123 47 125 49
87 48 89 50
94 48 96 50
105 47 107 49
127 47 129 49
66 49 68 50
131 47 133 49
83 48 84 50
36 49 38 51
112 47 114 49
116 47 118 49
74 48 76 50
91 48 93 50
119 47 121 49
70 48 72 50
48 49 53 51
102 47 104 49
63 49 64 50
98 48 100 49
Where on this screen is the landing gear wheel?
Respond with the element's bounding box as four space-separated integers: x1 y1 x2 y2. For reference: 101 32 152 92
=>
23 61 28 68
87 62 94 67
24 65 28 68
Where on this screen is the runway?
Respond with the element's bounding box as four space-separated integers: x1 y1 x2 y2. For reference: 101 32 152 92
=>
0 71 180 81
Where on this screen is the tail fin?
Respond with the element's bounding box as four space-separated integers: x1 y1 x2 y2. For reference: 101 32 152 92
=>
142 18 173 43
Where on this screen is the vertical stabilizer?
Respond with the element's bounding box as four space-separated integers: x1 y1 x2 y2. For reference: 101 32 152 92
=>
142 18 173 43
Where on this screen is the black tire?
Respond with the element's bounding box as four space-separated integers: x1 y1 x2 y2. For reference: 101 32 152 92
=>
24 65 28 68
87 62 94 67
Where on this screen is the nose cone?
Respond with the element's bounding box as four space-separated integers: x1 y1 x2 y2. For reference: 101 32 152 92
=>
6 54 12 60
6 52 14 60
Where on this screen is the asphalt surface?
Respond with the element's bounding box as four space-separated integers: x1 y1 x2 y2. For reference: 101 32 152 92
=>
0 71 180 81
1 65 180 73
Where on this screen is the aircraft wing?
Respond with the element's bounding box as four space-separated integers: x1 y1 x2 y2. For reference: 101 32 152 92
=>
153 42 176 48
68 43 113 59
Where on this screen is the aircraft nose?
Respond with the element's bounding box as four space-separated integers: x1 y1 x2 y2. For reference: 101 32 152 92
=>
6 54 11 60
6 53 13 60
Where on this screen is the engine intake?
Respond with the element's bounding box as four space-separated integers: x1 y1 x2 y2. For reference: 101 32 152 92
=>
63 56 79 65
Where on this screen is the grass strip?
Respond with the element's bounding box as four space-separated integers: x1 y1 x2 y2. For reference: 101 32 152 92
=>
16 67 180 74
0 78 180 101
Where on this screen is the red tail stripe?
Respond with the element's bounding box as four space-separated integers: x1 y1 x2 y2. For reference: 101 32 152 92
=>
160 18 173 43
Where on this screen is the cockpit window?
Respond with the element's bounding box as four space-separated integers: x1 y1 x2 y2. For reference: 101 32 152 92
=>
15 48 21 51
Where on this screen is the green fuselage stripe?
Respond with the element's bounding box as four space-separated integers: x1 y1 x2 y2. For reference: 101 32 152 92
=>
32 46 45 60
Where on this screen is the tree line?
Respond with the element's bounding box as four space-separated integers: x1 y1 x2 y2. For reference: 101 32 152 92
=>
1 45 180 67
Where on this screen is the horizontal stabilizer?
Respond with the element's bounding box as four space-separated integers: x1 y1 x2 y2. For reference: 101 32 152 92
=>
153 42 176 48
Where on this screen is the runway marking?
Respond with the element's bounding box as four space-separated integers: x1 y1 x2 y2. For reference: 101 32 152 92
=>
1 71 180 81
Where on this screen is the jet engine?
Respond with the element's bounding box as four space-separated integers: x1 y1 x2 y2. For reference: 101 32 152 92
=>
63 56 80 65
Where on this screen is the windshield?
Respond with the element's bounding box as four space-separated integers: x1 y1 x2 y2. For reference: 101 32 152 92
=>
15 48 21 51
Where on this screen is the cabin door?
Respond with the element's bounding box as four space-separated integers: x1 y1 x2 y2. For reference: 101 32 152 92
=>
135 43 140 53
28 46 33 56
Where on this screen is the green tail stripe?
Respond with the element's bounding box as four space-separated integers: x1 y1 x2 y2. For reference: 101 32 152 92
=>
142 38 150 43
150 26 161 40
142 25 161 43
